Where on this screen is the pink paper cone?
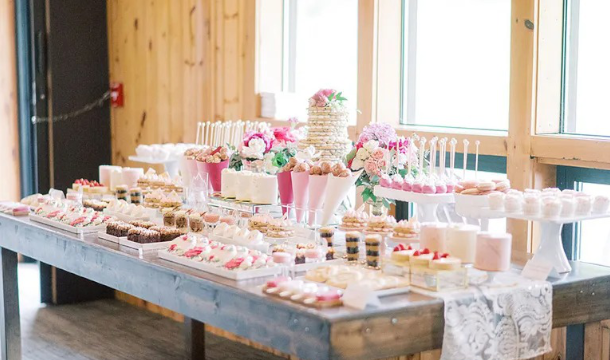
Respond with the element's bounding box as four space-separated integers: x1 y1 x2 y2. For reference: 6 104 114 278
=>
277 171 294 215
203 160 229 193
321 170 363 226
308 175 328 226
291 171 310 223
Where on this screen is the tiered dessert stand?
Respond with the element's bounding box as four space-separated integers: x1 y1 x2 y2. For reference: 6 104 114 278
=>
454 194 504 231
374 186 454 222
128 155 180 177
481 209 610 276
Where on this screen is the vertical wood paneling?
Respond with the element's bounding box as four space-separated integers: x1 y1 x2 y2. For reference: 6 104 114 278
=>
107 0 256 163
0 0 20 201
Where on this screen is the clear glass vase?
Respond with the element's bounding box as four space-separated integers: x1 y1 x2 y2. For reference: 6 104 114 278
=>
367 198 387 217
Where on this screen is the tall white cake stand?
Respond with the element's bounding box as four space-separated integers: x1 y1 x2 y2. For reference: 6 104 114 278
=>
373 186 454 222
454 194 504 231
481 209 610 275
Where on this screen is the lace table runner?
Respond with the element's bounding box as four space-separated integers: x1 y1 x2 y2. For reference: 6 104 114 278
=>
418 272 552 360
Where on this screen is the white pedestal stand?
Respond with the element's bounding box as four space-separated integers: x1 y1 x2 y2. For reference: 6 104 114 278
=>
480 210 610 275
453 193 505 231
128 155 180 177
373 186 454 222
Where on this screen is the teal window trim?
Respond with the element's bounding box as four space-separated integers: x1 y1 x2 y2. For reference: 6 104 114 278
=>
557 165 610 261
395 154 507 220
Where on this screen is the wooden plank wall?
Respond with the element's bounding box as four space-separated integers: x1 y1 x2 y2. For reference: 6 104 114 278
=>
106 0 256 168
0 0 20 202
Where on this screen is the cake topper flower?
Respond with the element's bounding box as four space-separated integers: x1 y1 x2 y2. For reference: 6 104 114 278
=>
308 89 348 108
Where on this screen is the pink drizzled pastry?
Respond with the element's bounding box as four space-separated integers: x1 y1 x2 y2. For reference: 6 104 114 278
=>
435 180 447 194
422 182 436 194
445 181 456 193
380 174 392 188
412 180 424 193
391 174 404 190
402 179 413 192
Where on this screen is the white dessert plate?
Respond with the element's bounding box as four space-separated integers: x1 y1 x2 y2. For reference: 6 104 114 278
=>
374 186 455 204
103 209 150 222
30 213 105 234
386 234 420 244
158 250 281 280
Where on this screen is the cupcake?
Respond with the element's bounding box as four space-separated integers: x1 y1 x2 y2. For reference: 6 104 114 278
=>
593 195 610 214
575 195 592 216
542 198 561 218
561 197 576 217
523 196 541 216
488 192 505 211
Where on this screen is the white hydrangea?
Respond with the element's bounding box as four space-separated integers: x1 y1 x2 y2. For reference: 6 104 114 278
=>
363 140 379 152
356 147 370 161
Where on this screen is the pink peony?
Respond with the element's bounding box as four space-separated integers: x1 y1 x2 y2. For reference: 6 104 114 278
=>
371 148 385 160
243 131 272 153
272 127 297 145
364 159 380 176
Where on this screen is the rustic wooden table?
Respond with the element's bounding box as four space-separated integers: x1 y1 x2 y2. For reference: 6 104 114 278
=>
1 214 610 360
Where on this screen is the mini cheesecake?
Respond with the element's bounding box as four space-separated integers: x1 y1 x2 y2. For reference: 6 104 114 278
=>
430 252 462 270
410 248 434 267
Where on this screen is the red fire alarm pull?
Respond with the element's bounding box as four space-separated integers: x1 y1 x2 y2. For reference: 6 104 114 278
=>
110 82 124 107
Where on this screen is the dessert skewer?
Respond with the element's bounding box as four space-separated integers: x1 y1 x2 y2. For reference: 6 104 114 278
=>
450 138 457 180
474 140 480 180
462 139 469 179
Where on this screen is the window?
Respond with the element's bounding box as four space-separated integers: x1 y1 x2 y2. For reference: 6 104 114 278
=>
558 166 610 266
562 0 610 136
401 0 511 130
283 0 358 108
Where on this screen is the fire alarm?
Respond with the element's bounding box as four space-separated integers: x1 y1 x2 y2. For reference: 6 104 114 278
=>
110 82 124 107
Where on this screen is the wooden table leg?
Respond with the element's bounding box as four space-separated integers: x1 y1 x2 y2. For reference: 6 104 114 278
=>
184 317 205 360
0 248 21 360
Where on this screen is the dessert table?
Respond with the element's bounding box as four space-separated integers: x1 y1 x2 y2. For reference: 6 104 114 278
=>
1 213 610 360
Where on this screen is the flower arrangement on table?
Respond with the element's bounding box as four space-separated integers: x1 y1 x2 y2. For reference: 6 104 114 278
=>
230 127 300 173
346 123 418 208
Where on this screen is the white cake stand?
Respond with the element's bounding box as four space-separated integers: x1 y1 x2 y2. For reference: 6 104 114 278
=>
479 209 610 275
373 186 454 222
453 194 506 231
128 155 180 177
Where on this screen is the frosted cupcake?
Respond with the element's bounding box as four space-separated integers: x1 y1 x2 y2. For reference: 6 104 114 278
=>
488 192 505 211
560 197 576 217
542 198 562 218
593 195 610 214
575 195 592 216
523 195 541 216
504 194 523 213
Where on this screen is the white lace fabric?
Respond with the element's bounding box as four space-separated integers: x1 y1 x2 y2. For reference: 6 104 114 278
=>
419 273 553 360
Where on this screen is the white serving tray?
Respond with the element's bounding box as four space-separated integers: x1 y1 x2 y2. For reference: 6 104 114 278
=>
102 209 150 222
119 238 173 251
209 234 271 253
158 251 281 280
30 213 105 234
374 186 455 204
97 231 124 244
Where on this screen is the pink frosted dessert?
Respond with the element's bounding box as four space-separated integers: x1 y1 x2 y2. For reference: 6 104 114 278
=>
412 180 424 193
402 179 413 192
445 181 456 193
380 174 392 188
391 174 404 190
435 180 447 194
422 182 436 194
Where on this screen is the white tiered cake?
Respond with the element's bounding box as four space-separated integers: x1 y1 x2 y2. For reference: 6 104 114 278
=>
299 89 351 162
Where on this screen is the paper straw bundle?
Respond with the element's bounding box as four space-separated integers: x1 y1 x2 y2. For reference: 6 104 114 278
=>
195 120 271 147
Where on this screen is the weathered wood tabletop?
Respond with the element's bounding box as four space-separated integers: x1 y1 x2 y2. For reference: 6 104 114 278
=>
1 213 610 360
